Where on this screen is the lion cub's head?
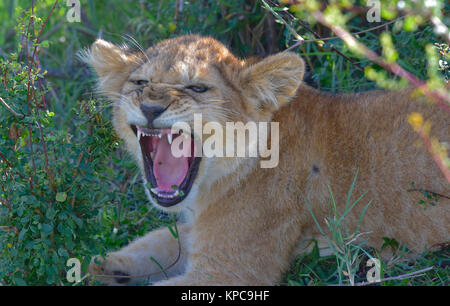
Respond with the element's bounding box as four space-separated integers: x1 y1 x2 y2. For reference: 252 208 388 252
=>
83 35 304 211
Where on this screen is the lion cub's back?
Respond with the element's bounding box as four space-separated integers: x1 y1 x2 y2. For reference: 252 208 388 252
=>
337 88 448 253
288 85 450 254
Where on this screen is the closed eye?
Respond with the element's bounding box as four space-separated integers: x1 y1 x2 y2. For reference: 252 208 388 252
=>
130 80 149 86
186 85 209 93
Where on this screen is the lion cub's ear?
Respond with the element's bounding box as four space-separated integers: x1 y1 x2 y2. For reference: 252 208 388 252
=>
80 39 141 94
239 52 304 112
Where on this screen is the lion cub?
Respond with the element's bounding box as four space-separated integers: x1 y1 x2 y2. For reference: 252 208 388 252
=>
83 35 449 285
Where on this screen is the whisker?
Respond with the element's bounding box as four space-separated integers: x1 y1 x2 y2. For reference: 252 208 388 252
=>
122 34 150 64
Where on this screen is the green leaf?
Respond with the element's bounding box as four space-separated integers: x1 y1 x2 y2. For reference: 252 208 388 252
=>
18 228 27 241
14 277 27 286
56 192 67 202
41 224 53 235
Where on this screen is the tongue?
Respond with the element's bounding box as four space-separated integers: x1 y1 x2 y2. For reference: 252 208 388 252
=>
153 136 189 192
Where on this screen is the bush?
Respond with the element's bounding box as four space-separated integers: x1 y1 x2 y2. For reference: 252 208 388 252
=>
0 4 160 285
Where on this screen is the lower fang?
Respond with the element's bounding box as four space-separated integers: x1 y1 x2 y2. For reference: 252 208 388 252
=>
150 188 159 195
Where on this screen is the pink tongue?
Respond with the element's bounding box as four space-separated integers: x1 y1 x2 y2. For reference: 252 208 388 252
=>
153 136 189 192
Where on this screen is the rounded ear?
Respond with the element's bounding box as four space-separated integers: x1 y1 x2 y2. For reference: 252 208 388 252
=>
79 39 142 94
239 52 305 112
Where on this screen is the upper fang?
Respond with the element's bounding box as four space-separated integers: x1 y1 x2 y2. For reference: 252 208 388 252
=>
167 134 173 144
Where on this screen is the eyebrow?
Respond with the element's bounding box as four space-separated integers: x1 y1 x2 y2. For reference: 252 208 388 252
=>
129 62 147 75
128 75 147 81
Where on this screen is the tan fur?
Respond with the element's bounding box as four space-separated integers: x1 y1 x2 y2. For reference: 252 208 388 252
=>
83 35 450 285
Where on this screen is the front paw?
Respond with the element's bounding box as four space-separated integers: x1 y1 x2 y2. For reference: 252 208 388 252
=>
88 253 137 285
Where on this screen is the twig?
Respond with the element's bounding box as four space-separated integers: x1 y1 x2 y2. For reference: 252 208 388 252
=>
0 226 18 233
262 0 363 71
285 40 304 52
32 85 54 191
0 152 26 180
302 16 405 43
414 127 450 183
354 266 435 286
261 0 304 45
0 195 12 210
407 188 450 200
312 10 450 112
40 20 64 41
24 0 59 188
0 97 24 118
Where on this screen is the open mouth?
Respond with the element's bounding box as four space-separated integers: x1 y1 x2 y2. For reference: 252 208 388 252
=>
130 125 201 207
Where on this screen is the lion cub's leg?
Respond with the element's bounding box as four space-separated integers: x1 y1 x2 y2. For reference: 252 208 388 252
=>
88 224 190 285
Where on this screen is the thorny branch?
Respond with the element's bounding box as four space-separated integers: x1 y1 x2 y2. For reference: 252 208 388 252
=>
311 10 450 112
262 0 364 71
0 97 24 118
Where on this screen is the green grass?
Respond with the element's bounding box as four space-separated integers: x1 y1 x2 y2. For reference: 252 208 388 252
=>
0 0 448 286
281 172 449 286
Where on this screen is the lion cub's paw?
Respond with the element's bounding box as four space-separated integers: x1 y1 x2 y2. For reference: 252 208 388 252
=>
88 253 136 285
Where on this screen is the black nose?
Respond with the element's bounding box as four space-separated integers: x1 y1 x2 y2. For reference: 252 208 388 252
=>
140 104 166 125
